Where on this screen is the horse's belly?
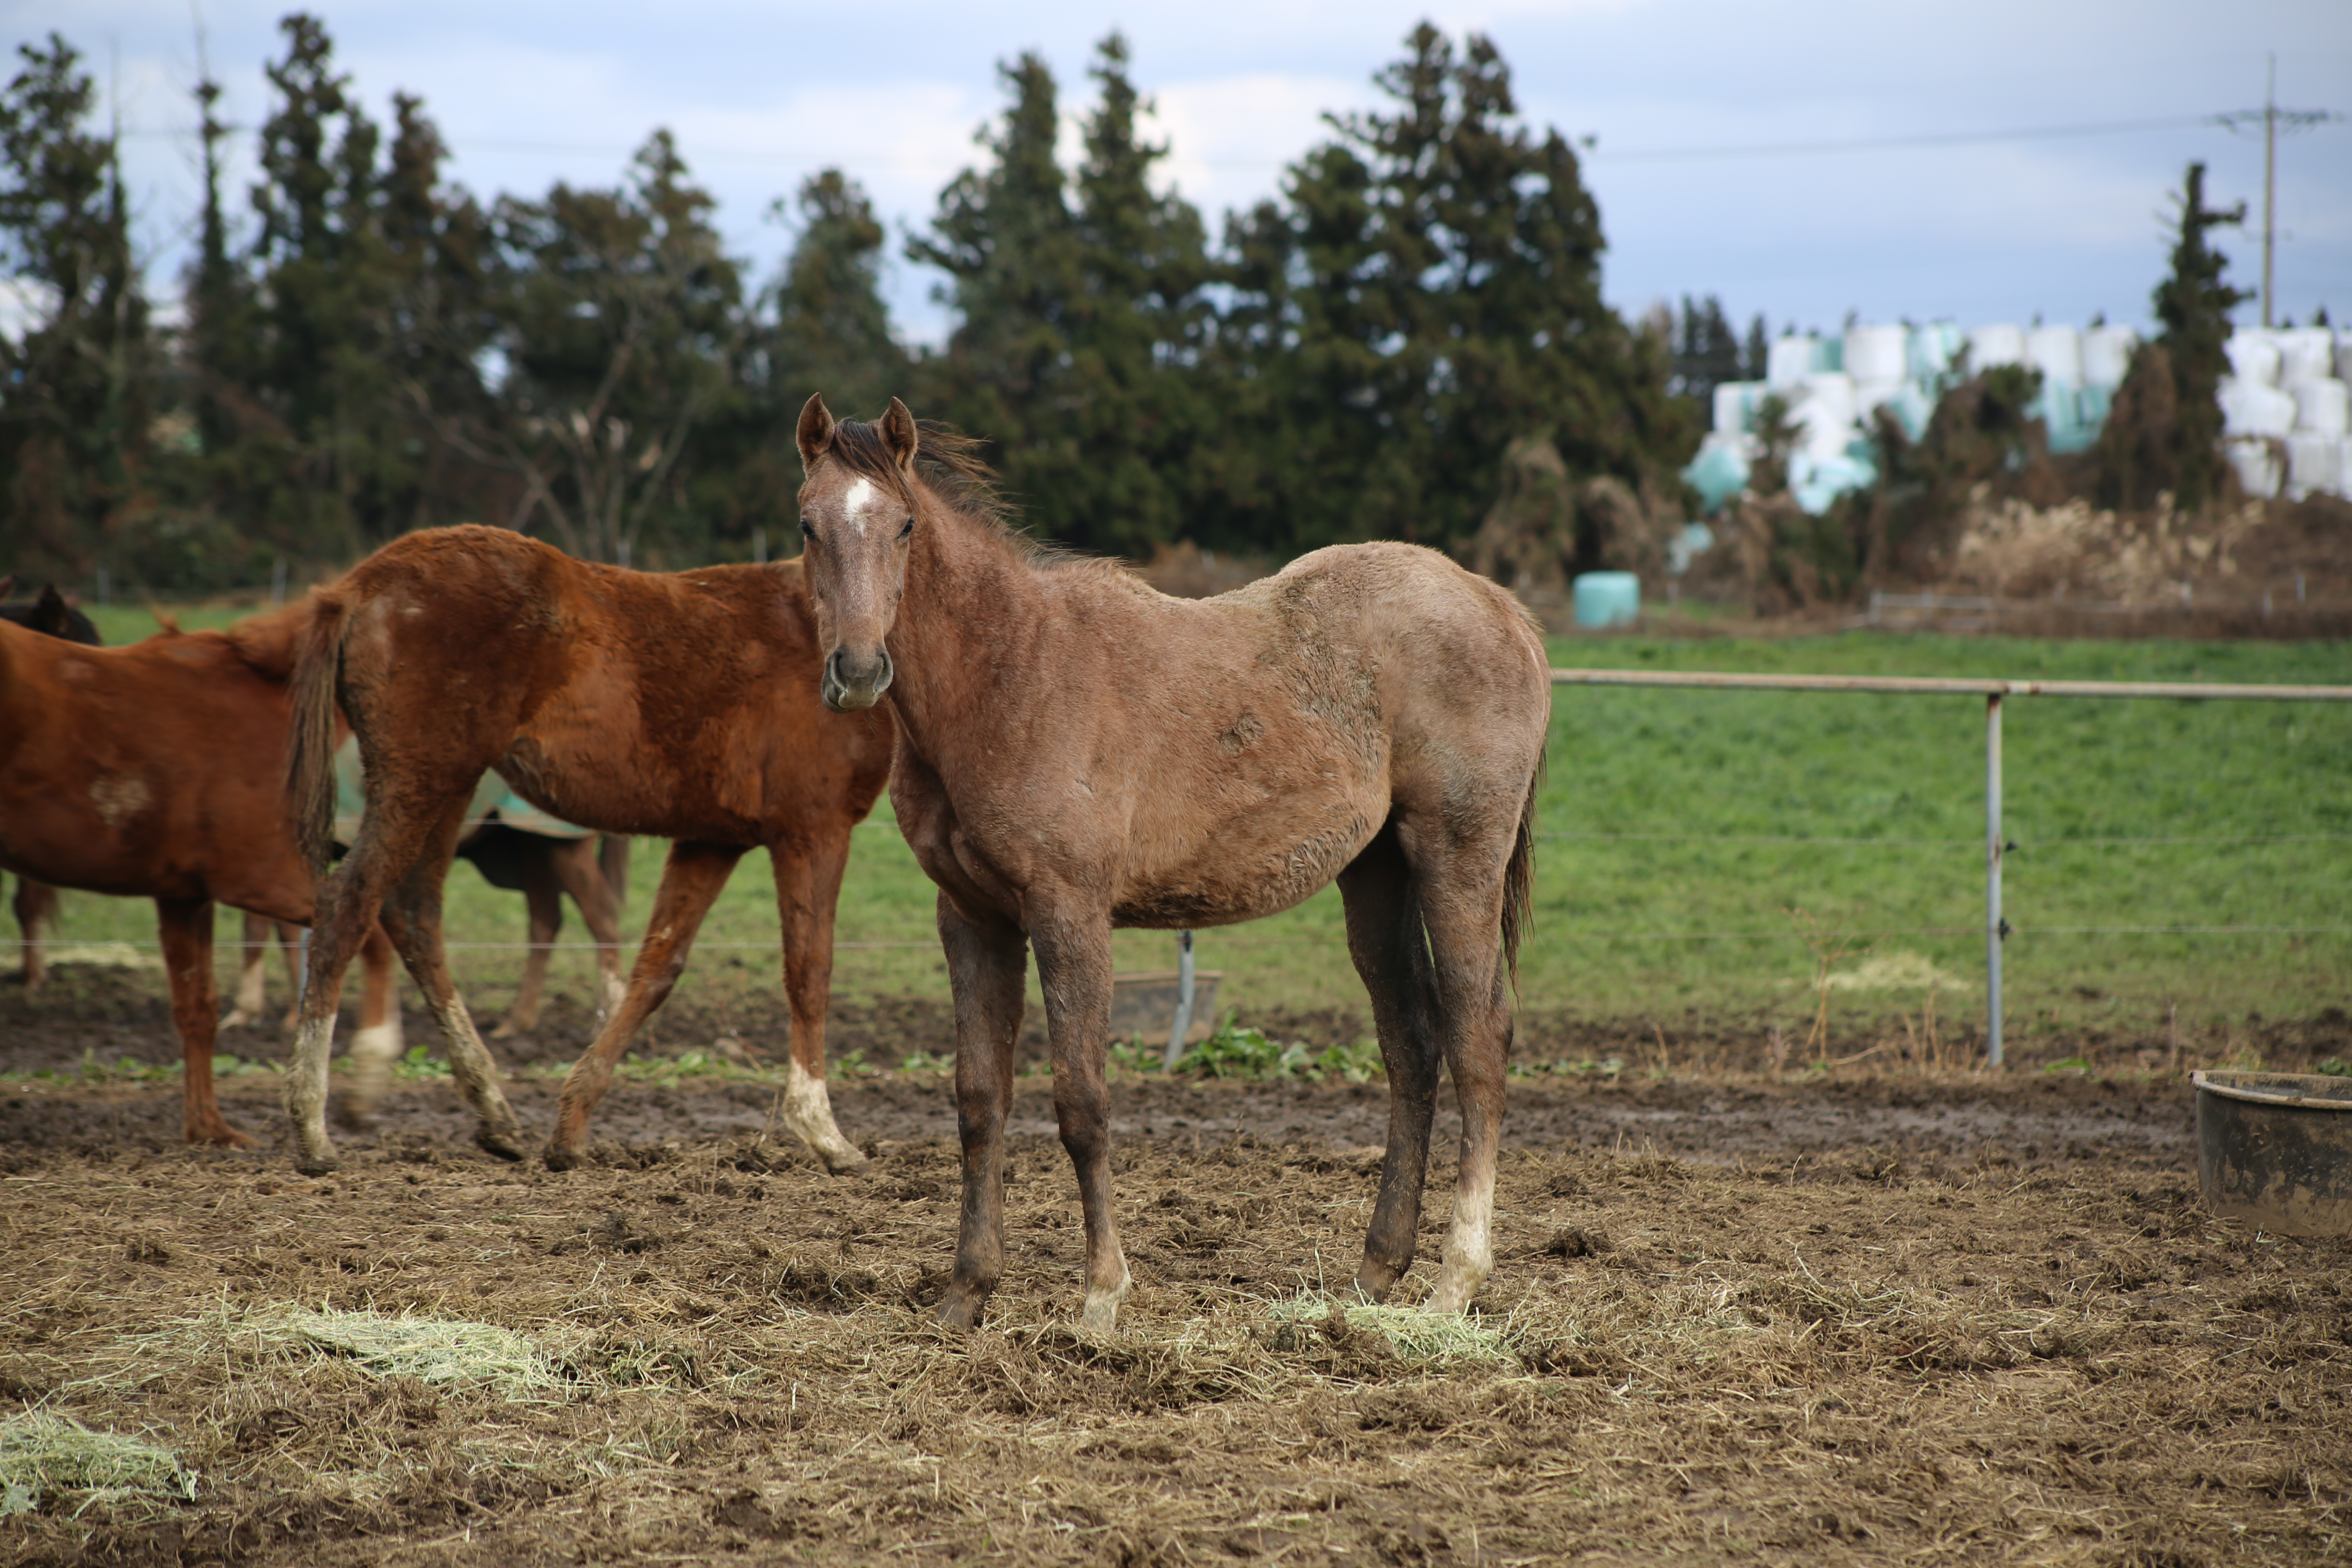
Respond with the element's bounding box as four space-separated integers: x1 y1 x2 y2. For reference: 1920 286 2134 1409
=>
1113 806 1381 929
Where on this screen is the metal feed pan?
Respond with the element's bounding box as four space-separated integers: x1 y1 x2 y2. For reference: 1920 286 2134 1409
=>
2194 1070 2352 1237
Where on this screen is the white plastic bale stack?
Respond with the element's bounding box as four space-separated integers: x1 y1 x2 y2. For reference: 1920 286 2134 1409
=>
1766 335 1820 391
2276 329 2335 387
1795 372 1860 457
1843 324 1907 381
2287 378 2352 501
1968 324 2026 372
2221 378 2299 439
2285 435 2343 500
2336 330 2352 384
2293 380 2350 436
1712 381 1765 436
2227 440 2284 500
2225 330 2282 386
1908 322 1964 384
2082 325 2140 388
2025 325 2083 388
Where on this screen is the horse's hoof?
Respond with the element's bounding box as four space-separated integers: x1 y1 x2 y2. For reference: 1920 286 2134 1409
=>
542 1141 584 1173
1352 1261 1405 1304
331 1095 378 1133
936 1288 987 1331
1078 1296 1123 1336
819 1145 870 1176
292 1149 340 1178
189 1124 256 1151
475 1125 528 1163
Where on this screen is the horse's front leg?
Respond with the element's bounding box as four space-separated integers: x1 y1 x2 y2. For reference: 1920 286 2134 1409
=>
1030 906 1129 1333
770 821 862 1173
938 893 1027 1330
156 898 247 1147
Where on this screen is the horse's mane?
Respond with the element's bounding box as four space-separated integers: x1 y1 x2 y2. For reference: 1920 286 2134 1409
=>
827 416 1102 573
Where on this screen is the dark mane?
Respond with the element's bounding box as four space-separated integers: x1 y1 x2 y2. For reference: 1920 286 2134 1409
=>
827 414 1124 574
827 418 1008 520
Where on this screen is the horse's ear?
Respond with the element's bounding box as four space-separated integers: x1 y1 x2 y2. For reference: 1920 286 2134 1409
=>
31 585 70 637
881 397 919 477
795 393 837 473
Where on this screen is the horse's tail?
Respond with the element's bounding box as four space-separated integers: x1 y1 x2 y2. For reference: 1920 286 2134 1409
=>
287 586 353 875
1500 750 1544 987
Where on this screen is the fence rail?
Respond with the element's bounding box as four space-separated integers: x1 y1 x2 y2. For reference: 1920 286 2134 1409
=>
1551 666 2352 1065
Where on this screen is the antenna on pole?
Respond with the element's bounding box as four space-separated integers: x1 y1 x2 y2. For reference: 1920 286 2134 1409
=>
2214 58 2340 329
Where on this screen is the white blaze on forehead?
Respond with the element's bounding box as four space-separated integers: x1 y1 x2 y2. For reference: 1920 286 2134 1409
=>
843 476 874 535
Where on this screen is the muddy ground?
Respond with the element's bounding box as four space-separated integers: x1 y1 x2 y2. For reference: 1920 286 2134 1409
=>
3 973 2349 1565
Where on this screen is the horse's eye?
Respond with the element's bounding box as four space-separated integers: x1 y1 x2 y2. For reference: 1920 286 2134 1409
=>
798 517 816 539
898 516 914 541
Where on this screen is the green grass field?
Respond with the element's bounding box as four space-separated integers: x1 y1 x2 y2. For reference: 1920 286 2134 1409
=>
35 604 2352 1041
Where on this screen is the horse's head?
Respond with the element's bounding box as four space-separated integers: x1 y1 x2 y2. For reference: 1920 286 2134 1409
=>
795 393 920 712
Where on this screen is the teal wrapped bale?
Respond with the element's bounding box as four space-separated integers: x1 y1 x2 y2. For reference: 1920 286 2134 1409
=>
1572 572 1640 628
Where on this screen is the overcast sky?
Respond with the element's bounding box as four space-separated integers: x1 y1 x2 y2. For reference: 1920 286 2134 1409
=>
24 0 2352 348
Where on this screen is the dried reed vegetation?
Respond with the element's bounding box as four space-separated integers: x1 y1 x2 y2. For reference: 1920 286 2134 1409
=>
1 1070 2346 1565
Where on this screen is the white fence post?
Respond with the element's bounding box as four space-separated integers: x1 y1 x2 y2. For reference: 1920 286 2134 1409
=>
1162 929 1197 1070
1986 693 2005 1067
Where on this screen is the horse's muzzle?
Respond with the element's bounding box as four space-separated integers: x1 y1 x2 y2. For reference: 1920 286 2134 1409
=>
822 646 894 711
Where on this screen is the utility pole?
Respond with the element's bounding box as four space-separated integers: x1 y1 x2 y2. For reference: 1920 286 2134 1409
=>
2216 59 2339 329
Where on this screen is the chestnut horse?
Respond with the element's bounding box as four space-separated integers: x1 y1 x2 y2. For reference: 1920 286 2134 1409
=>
2 578 102 990
0 608 401 1146
281 526 895 1177
793 398 1549 1332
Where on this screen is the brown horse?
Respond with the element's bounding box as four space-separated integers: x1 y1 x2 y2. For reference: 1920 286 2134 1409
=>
793 398 1550 1332
0 608 401 1146
281 526 896 1177
2 577 102 991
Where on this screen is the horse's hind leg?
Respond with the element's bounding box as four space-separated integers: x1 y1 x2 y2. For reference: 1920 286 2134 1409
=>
546 841 743 1171
157 898 248 1148
375 801 523 1161
1337 822 1446 1302
221 913 274 1029
1030 904 1131 1332
769 823 864 1173
492 854 563 1038
551 835 626 1024
12 875 57 992
1397 829 1516 1316
337 923 405 1129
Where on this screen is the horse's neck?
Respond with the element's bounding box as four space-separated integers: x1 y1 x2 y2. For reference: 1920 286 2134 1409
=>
887 506 1042 763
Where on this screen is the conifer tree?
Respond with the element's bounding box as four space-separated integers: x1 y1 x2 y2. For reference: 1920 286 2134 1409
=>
765 169 906 419
2151 161 2246 511
0 33 150 578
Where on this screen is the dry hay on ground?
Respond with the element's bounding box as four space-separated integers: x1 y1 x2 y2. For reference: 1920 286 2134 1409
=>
0 1064 2345 1566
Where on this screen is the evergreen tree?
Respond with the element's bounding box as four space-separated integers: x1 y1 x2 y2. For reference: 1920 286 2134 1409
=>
0 33 150 579
2150 161 2246 512
1742 314 1771 383
481 132 743 564
909 52 1086 532
765 169 906 419
1059 33 1212 554
1204 24 1691 554
1672 295 1741 409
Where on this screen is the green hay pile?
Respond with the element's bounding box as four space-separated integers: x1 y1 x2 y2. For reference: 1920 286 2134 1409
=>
1267 1292 1519 1365
0 1412 195 1517
267 1307 566 1397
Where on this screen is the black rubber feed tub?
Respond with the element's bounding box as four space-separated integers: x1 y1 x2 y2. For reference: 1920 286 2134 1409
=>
2193 1070 2352 1237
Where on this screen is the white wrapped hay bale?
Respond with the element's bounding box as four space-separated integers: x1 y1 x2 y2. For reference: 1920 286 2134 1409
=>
1967 324 2026 371
1766 335 1822 390
2225 330 2283 386
2025 325 2084 388
1843 324 1908 383
2285 433 2343 500
1794 372 1859 456
2276 329 2336 386
1909 321 1965 384
2293 379 2350 437
2227 438 2283 499
2221 376 2298 439
2082 325 2140 388
1712 380 1765 435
